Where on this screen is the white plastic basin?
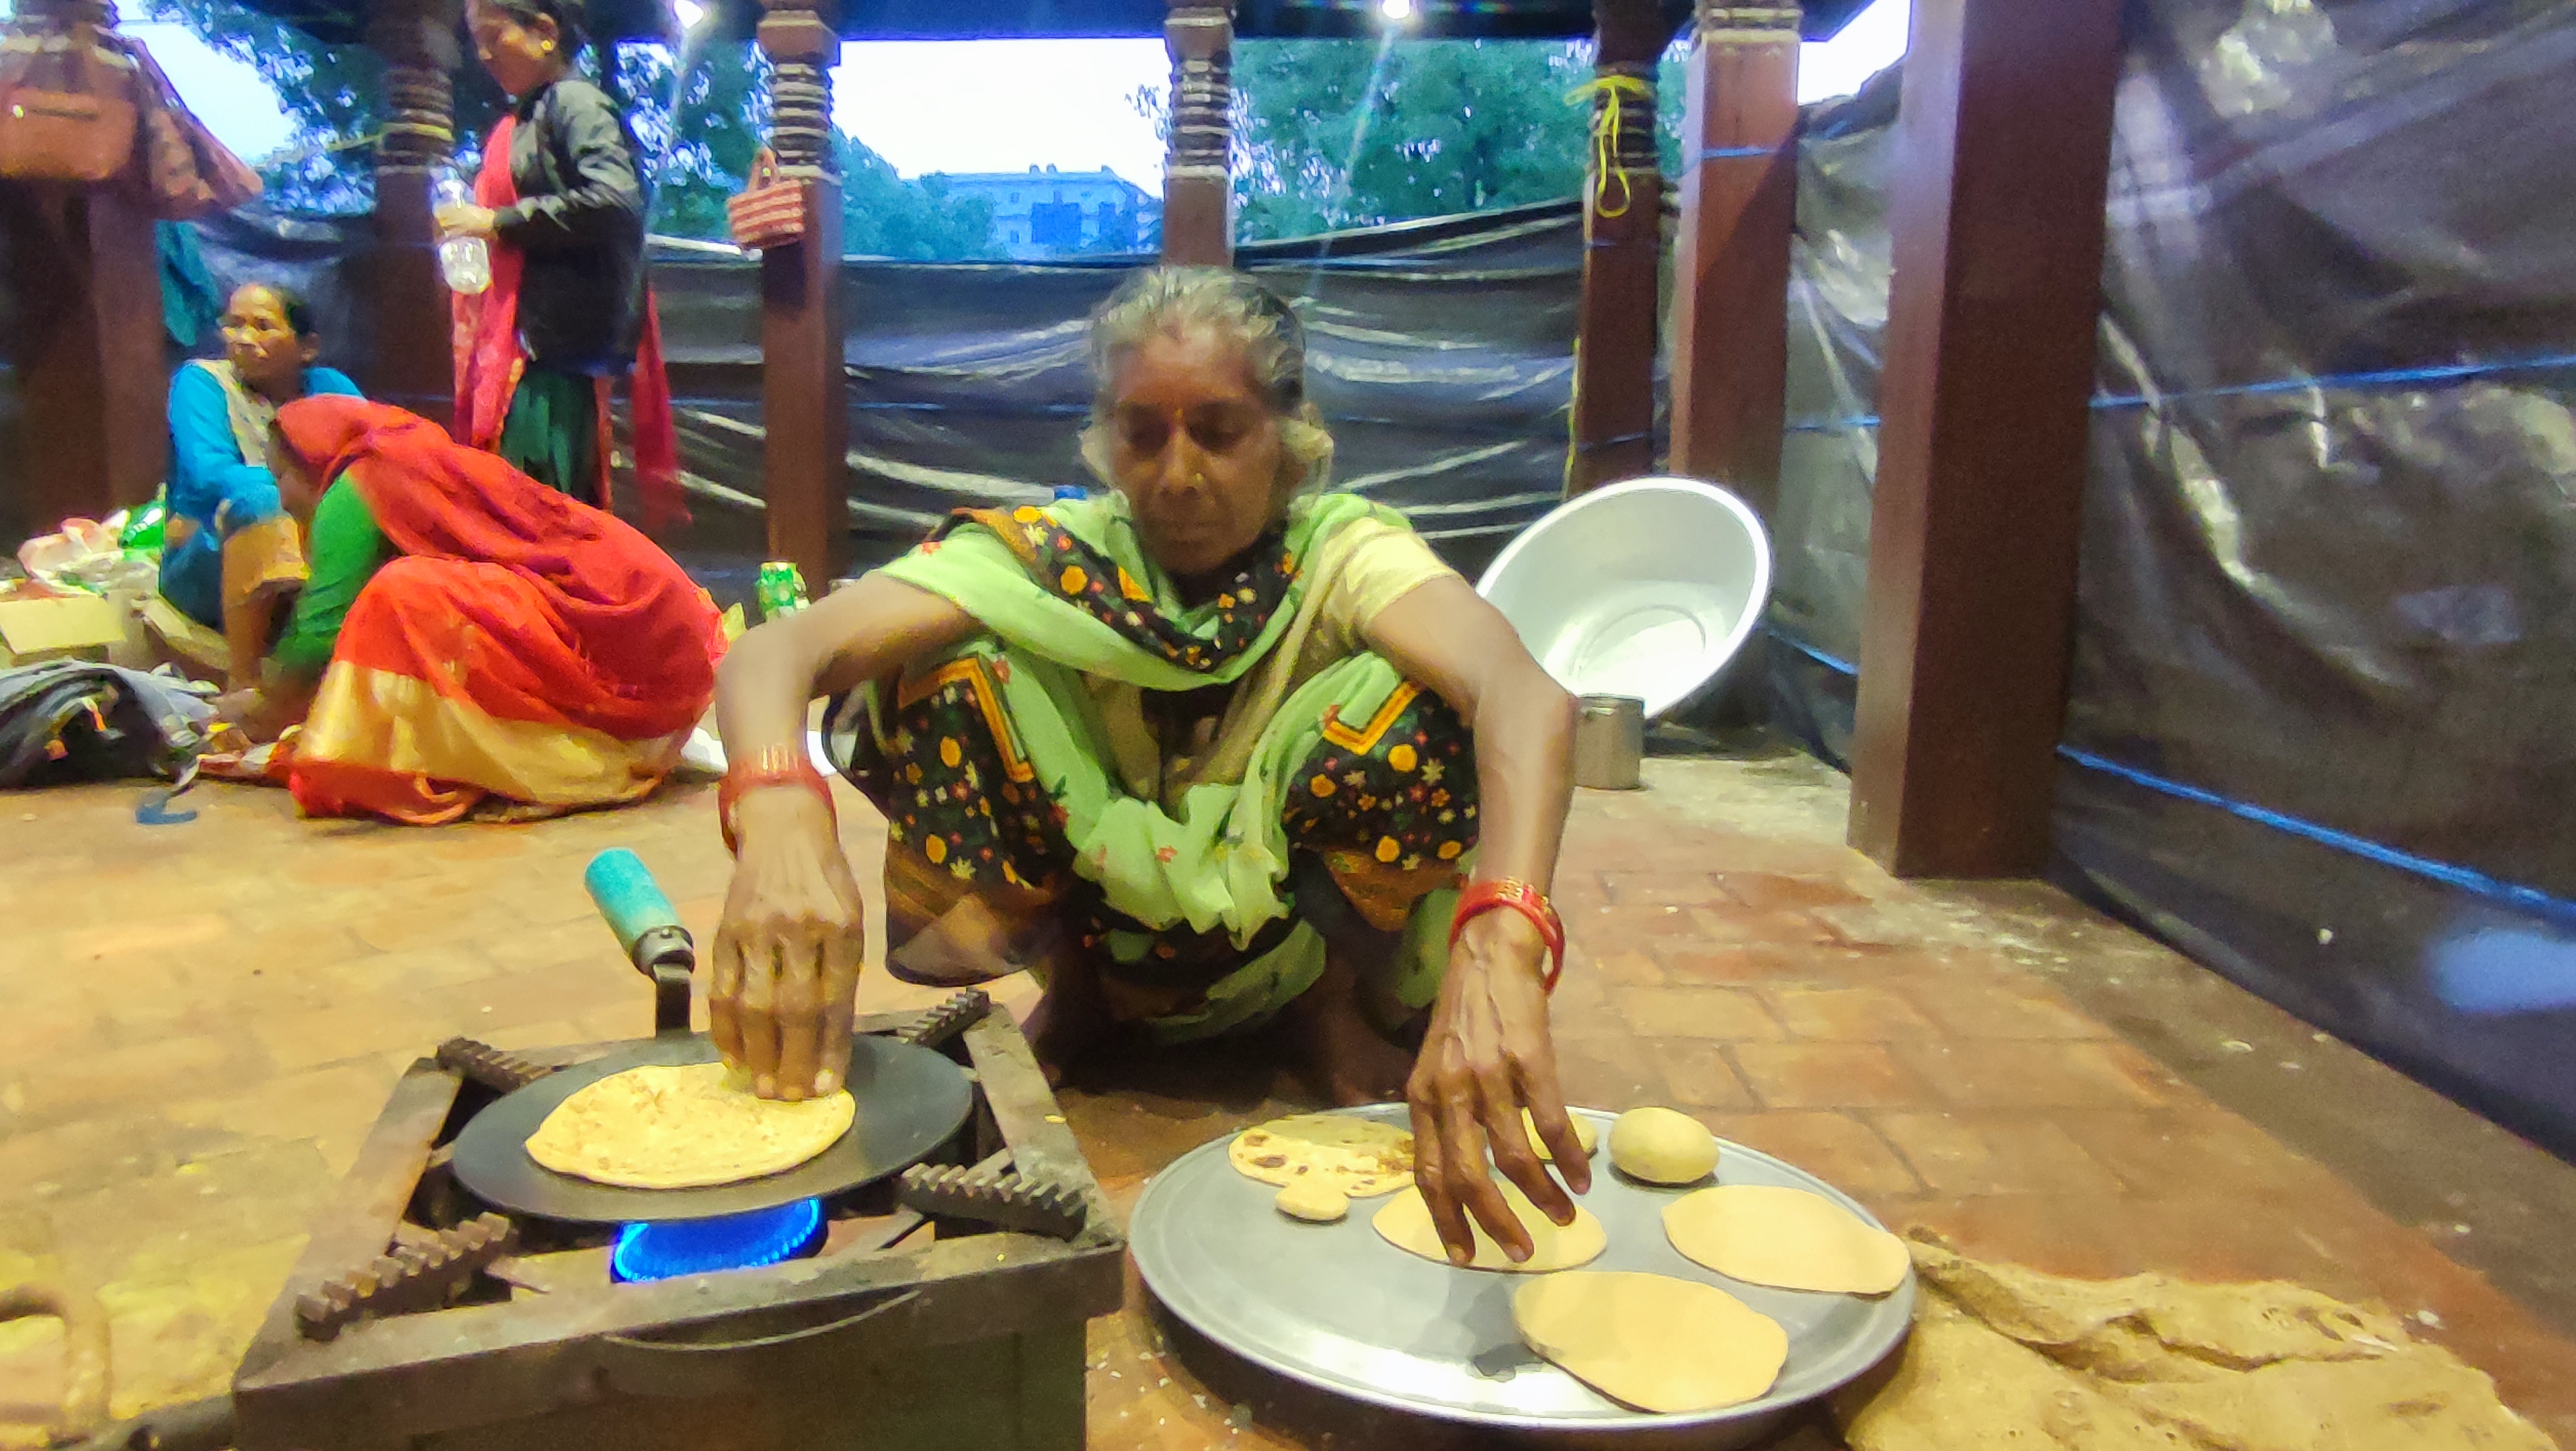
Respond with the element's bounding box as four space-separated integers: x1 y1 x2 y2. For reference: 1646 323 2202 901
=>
1475 477 1773 718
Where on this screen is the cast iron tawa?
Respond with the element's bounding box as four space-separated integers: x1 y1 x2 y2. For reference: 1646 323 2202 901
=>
448 1034 974 1223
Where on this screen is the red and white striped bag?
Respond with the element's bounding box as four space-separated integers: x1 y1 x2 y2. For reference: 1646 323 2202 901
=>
726 148 807 254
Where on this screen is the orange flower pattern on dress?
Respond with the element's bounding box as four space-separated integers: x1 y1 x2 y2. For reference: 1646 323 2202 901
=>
825 505 1477 1014
1279 685 1477 876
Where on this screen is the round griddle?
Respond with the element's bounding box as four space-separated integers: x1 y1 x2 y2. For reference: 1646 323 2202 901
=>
449 1035 974 1224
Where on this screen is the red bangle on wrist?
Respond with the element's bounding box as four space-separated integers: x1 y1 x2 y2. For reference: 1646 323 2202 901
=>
1450 878 1566 992
718 744 836 854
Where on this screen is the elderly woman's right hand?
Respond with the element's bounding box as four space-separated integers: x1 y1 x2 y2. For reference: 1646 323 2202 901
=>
711 784 865 1101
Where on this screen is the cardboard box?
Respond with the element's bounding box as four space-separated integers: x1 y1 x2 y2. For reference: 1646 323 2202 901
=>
0 592 129 669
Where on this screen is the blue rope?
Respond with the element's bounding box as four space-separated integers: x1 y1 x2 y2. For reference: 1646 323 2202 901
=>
2058 748 2576 930
1767 626 1857 677
1697 145 1776 162
2091 352 2576 410
1758 624 2576 928
1784 352 2576 434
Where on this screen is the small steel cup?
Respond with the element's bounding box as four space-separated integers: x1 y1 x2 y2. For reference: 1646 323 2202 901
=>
1572 693 1646 790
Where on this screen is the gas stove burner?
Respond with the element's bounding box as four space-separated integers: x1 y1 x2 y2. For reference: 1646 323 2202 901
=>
610 1197 826 1283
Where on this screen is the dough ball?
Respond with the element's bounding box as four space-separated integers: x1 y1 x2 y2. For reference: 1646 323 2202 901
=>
1372 1180 1608 1273
1663 1184 1908 1295
1228 1113 1414 1198
1608 1106 1719 1185
1514 1270 1788 1413
1275 1180 1351 1223
1522 1108 1599 1164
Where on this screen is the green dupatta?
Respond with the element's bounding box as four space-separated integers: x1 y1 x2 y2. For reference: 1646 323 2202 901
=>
862 492 1445 1036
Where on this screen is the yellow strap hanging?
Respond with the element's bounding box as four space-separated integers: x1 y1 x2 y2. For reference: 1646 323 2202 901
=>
1564 74 1656 219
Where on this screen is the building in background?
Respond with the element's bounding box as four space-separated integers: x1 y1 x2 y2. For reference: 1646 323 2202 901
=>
926 165 1158 259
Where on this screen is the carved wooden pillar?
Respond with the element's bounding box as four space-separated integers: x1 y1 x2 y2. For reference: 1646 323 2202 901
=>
1564 0 1667 495
759 0 847 587
1667 3 1799 517
1846 0 2125 875
1160 3 1233 268
1 0 162 533
367 0 460 421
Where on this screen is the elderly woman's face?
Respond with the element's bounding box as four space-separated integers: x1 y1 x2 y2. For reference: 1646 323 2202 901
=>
1105 327 1288 580
221 285 314 392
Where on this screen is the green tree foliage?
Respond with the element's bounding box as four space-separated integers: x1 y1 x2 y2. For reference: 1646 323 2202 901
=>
837 143 1001 259
1132 37 1693 243
136 0 382 213
139 0 997 258
1231 38 1594 237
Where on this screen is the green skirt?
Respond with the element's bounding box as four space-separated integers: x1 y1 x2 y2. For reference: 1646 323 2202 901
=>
496 366 602 506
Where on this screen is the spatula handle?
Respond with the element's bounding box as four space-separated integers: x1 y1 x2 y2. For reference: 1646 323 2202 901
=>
586 848 681 956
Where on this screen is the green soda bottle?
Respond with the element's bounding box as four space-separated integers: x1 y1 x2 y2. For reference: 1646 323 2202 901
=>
756 561 810 621
120 489 169 554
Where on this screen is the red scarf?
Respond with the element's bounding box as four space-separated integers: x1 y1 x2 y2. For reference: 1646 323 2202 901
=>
278 396 720 744
452 113 687 534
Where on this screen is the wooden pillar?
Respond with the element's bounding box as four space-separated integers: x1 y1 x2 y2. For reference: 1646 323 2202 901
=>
1 0 161 535
1846 0 2126 876
367 0 460 421
759 0 848 587
1160 3 1233 267
1564 0 1667 495
2 188 163 531
1666 3 1800 517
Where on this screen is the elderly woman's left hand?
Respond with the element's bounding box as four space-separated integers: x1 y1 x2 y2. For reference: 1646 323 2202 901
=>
1406 906 1589 1266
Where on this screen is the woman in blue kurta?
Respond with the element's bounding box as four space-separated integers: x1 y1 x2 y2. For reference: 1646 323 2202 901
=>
159 282 362 686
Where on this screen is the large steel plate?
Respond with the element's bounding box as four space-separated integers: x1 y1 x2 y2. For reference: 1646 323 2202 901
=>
450 1033 974 1223
1130 1105 1912 1439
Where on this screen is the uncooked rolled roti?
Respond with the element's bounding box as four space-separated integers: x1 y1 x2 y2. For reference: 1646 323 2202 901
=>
1664 1184 1908 1294
1373 1179 1607 1272
1523 1108 1598 1164
1514 1271 1789 1413
525 1062 854 1190
1229 1113 1414 1198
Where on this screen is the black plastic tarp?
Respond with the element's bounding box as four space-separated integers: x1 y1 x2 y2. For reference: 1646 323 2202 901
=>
1768 0 2576 1156
177 199 1610 602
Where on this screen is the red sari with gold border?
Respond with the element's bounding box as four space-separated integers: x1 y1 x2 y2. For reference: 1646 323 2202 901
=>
273 397 722 823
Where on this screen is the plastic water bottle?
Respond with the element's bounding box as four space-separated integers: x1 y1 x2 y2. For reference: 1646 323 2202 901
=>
433 172 491 295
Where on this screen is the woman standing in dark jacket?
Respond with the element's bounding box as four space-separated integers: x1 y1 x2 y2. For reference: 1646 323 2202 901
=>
436 0 682 526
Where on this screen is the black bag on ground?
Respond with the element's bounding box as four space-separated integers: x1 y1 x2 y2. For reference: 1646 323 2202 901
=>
0 663 210 788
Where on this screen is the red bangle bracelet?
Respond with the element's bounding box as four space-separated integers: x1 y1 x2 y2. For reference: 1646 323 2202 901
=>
1450 878 1567 992
718 744 836 854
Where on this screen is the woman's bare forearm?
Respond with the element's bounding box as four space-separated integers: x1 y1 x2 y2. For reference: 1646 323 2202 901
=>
1462 656 1576 890
715 572 979 770
1363 576 1578 893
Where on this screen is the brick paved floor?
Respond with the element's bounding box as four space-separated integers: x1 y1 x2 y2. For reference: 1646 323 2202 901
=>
1 744 2571 1447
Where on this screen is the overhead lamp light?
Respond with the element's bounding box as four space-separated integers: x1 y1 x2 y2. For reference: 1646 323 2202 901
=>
672 0 710 31
1380 0 1417 21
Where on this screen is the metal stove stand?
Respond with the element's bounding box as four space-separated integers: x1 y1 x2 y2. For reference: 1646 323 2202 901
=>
225 992 1122 1451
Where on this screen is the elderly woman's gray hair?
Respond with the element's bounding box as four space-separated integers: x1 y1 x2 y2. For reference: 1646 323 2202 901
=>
1078 267 1336 499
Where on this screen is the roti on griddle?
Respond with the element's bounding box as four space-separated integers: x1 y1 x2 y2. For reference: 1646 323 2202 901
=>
525 1062 854 1190
1228 1113 1414 1198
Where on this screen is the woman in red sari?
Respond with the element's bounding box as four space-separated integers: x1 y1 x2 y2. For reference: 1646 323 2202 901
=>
214 396 723 823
